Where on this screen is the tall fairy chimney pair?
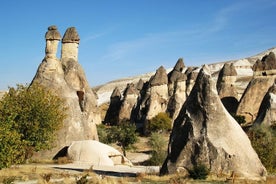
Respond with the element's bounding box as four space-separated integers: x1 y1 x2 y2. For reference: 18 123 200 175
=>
45 25 79 60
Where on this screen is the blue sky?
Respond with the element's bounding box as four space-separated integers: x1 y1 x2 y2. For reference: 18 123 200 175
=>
0 0 275 90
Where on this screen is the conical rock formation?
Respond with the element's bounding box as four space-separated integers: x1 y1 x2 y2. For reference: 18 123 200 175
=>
216 63 239 114
119 83 139 122
160 65 266 181
31 26 100 158
104 87 122 125
167 58 187 120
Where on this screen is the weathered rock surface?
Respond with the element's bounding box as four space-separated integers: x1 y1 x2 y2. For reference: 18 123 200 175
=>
118 83 139 122
254 82 276 127
67 140 132 166
185 67 199 95
146 66 169 120
237 53 276 123
253 52 276 72
31 26 100 159
160 65 266 181
104 87 122 125
216 63 239 114
167 58 187 120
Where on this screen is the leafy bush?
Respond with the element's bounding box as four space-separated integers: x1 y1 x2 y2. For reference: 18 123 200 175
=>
0 83 67 166
96 124 109 144
247 125 276 173
148 112 172 133
188 164 209 180
147 132 167 165
231 114 246 125
106 121 138 156
0 124 25 169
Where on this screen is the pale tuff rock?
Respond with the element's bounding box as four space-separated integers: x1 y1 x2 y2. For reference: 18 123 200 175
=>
67 140 132 166
160 65 266 181
254 82 276 127
61 27 80 60
119 83 139 122
104 87 122 125
31 26 100 159
237 53 276 123
216 63 239 114
167 58 187 120
185 67 199 95
146 66 169 120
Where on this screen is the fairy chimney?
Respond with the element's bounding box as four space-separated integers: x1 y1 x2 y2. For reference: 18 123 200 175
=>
45 25 61 58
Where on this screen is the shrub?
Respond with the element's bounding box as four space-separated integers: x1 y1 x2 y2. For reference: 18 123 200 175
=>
106 121 138 156
96 124 109 144
188 164 209 180
0 83 67 165
148 112 172 133
147 132 167 165
231 114 246 125
247 125 276 173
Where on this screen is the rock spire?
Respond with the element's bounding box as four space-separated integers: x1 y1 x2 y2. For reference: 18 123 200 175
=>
160 65 266 181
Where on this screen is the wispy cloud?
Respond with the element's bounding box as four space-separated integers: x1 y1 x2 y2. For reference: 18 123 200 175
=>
82 32 107 43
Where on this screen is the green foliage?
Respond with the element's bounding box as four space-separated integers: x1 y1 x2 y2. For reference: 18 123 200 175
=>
96 124 109 144
0 83 67 165
147 132 167 166
231 114 246 124
106 121 138 156
148 112 172 133
0 124 25 169
188 164 209 180
247 125 276 173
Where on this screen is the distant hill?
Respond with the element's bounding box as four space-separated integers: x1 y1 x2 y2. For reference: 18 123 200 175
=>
94 47 276 105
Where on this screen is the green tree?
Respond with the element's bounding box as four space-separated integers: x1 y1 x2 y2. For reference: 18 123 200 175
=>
0 83 67 161
0 122 25 169
147 132 167 165
148 112 172 133
106 121 138 156
247 125 276 173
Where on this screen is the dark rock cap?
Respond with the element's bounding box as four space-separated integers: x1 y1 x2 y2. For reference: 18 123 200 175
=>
136 79 144 91
62 27 80 44
174 58 185 72
45 25 61 40
253 52 276 71
168 58 187 83
111 87 121 98
219 63 237 77
123 83 138 96
149 66 168 86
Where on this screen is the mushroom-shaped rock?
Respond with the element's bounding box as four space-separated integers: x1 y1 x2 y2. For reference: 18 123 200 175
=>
160 65 266 181
61 27 80 60
67 140 132 166
31 26 101 159
45 25 61 58
119 83 139 122
216 63 239 114
62 27 80 44
45 25 61 40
